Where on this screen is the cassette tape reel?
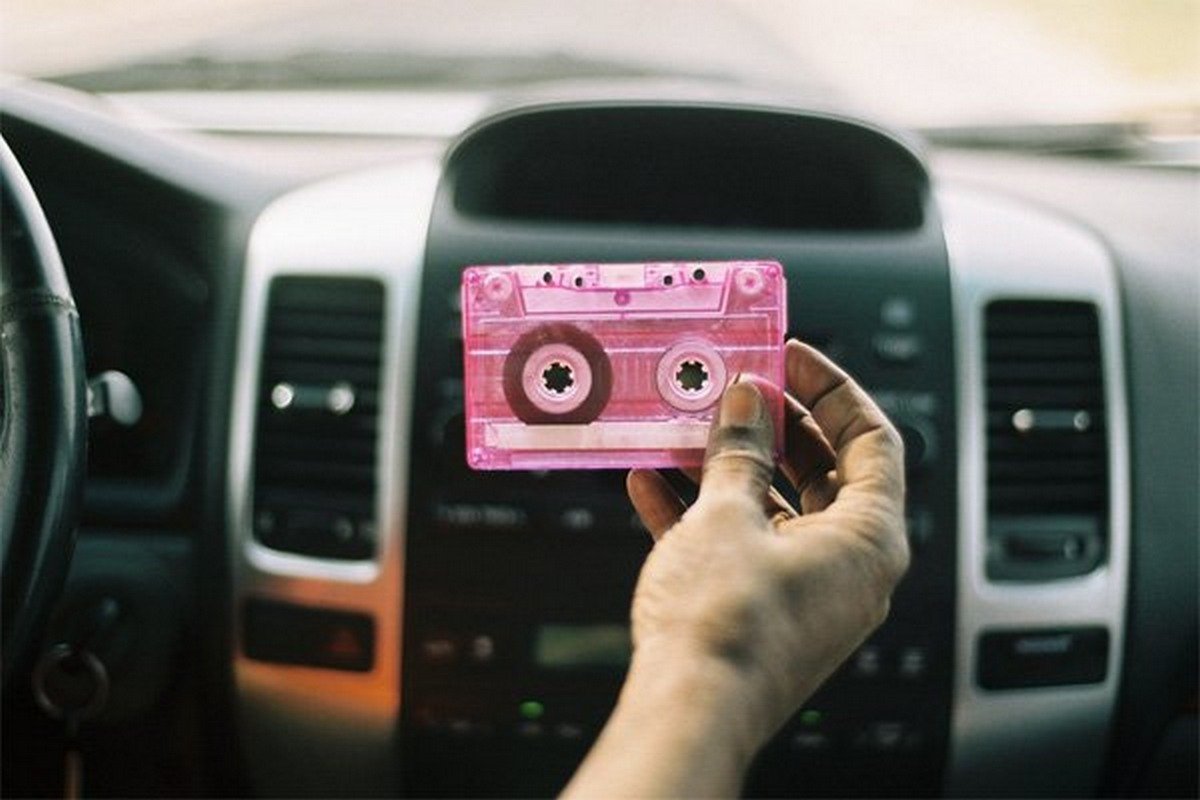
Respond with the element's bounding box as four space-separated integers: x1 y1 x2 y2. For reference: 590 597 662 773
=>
461 261 787 470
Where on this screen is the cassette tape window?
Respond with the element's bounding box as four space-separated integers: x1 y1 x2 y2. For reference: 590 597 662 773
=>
461 261 787 470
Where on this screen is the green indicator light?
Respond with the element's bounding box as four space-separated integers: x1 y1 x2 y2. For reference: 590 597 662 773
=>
519 700 545 720
799 709 822 727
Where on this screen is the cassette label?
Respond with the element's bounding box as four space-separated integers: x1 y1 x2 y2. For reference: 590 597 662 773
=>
461 261 787 470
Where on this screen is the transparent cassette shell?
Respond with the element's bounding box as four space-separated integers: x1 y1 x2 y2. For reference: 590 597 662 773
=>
461 261 787 470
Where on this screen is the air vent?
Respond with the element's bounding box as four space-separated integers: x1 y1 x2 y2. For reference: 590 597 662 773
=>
984 300 1107 581
252 277 385 560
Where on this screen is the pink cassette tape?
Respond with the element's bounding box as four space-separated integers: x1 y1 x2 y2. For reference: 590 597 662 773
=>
461 261 787 470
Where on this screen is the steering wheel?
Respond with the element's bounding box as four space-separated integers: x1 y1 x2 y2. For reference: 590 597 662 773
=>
0 137 87 684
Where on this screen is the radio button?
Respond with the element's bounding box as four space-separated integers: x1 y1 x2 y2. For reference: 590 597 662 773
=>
894 418 936 470
880 296 917 328
554 723 586 741
515 721 545 739
852 645 883 678
854 721 922 752
560 507 596 532
446 718 493 739
434 502 529 532
897 646 929 680
790 731 831 752
872 332 923 364
419 636 458 665
906 510 934 554
467 635 496 663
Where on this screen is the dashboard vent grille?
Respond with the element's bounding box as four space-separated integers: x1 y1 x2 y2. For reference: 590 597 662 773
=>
984 300 1107 580
252 277 385 560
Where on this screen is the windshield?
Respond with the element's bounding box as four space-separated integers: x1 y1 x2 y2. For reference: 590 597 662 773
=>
3 0 1197 131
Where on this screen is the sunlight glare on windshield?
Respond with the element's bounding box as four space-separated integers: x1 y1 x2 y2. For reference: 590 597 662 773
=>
2 0 1196 128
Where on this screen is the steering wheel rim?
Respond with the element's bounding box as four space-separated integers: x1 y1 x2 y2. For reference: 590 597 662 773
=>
0 136 87 684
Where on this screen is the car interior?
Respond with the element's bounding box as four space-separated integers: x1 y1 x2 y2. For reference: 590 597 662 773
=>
1 2 1197 797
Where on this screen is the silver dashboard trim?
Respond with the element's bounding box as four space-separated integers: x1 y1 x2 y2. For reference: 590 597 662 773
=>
942 186 1130 796
227 160 440 797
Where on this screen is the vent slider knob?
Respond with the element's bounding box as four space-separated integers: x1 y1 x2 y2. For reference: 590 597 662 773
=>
1011 408 1093 434
270 381 357 416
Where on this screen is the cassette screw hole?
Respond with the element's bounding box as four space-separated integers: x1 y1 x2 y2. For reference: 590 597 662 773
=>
692 268 706 281
542 271 553 284
542 362 574 395
663 275 674 286
675 360 709 393
574 276 584 287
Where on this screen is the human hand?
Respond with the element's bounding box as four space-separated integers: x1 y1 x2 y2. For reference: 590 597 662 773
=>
564 340 908 798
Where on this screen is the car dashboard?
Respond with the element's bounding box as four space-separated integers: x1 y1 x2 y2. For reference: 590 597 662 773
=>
1 80 1195 798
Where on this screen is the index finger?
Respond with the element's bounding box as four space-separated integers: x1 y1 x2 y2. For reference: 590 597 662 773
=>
785 340 904 511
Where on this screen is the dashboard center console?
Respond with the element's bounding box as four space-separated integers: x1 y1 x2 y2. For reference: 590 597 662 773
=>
402 105 957 797
226 100 1128 798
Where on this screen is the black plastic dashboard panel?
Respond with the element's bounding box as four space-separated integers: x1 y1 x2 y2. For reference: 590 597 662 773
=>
452 107 926 231
405 104 958 797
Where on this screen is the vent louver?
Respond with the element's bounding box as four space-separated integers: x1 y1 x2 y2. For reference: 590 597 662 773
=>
252 277 385 560
984 300 1108 580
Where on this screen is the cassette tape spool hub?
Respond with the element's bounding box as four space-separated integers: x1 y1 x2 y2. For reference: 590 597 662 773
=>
461 261 787 470
656 338 728 412
503 323 613 425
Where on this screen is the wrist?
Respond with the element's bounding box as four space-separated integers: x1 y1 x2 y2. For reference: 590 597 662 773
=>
564 642 770 798
620 640 774 760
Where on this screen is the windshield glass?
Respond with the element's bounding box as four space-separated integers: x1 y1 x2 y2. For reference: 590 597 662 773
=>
3 0 1197 130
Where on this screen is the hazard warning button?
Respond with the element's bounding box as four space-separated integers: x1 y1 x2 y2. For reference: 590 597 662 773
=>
242 598 375 672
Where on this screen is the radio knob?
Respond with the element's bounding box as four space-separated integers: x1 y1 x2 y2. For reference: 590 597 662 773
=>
893 417 936 471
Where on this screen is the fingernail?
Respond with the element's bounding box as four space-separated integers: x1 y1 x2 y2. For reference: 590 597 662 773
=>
720 381 763 426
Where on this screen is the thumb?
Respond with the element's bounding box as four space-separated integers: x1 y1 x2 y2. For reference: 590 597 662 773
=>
698 379 776 503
